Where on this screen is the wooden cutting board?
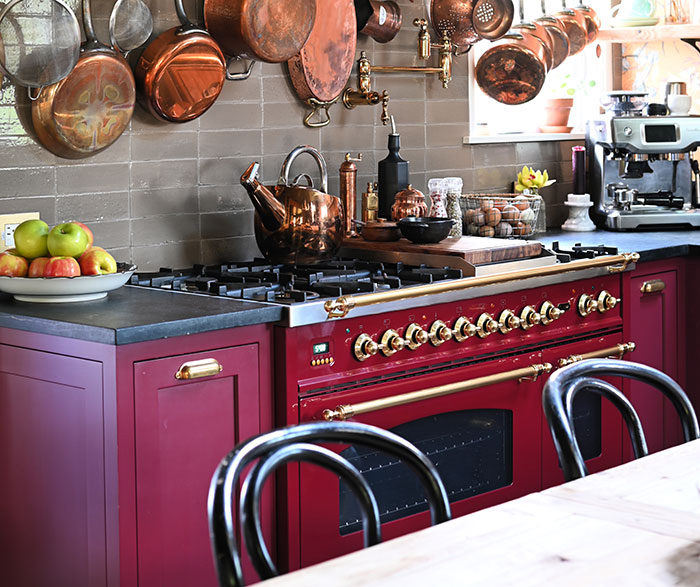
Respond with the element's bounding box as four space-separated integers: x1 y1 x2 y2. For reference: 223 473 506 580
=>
341 236 543 265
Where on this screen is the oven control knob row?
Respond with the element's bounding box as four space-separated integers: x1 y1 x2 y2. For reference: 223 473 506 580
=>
453 317 477 342
354 333 378 361
405 323 429 350
597 290 620 313
380 329 405 356
429 320 453 346
577 294 599 317
519 306 541 330
498 310 521 334
539 301 563 325
476 313 499 338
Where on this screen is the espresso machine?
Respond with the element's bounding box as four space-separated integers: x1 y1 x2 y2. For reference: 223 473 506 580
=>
587 92 700 230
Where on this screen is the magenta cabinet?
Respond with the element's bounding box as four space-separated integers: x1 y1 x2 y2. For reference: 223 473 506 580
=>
623 259 684 456
0 324 274 587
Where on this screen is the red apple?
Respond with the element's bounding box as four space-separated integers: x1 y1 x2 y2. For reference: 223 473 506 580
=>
44 256 81 277
79 247 117 275
28 257 51 277
13 219 50 259
0 250 29 277
47 222 89 258
71 221 94 248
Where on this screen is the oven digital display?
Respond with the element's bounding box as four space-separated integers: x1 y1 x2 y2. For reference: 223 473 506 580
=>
313 342 330 355
644 124 677 143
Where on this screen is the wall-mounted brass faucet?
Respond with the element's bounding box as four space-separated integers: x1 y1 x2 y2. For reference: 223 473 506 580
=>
343 18 455 124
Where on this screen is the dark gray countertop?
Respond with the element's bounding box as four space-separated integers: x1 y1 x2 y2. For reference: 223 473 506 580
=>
0 229 697 345
0 286 282 345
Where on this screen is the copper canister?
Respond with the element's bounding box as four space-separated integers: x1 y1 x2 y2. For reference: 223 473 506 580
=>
362 182 379 222
391 185 428 220
340 153 362 237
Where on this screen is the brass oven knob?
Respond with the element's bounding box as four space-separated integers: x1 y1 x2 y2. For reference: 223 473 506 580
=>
577 294 599 317
519 306 541 330
476 313 499 338
498 310 521 334
539 301 563 325
379 329 405 356
405 323 429 350
353 333 378 361
429 320 453 346
452 317 477 342
597 290 620 313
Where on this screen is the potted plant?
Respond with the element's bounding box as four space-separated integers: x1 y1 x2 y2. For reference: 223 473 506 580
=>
539 72 598 133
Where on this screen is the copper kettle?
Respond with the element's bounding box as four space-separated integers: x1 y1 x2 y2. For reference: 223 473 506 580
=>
240 146 345 265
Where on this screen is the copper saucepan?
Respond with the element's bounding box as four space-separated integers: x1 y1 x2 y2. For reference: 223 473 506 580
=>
355 0 402 43
555 0 588 56
511 0 555 73
535 0 570 69
204 0 316 63
134 0 228 123
427 0 513 48
573 0 601 44
32 0 135 158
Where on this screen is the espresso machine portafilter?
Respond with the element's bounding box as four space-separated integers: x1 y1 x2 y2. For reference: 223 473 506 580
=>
586 100 700 230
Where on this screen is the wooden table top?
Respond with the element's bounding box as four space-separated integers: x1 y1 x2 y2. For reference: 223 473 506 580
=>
264 440 700 586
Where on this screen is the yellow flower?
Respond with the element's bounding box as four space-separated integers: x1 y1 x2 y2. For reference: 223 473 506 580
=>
515 166 556 193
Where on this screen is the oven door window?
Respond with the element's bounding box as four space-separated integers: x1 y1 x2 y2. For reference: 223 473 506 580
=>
338 409 513 536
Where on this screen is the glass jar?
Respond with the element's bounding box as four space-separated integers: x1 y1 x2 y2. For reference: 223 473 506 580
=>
427 178 448 218
444 177 463 237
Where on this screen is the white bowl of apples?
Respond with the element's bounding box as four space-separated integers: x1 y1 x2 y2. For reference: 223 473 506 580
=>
0 220 136 303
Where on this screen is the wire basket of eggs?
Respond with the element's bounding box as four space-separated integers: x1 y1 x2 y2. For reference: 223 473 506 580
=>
462 194 542 239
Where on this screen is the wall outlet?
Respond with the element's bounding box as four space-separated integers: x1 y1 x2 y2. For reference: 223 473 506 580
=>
0 213 40 252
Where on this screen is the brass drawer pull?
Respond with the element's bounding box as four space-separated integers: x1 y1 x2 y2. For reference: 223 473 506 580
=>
640 279 666 294
557 342 636 368
322 362 553 421
175 358 223 380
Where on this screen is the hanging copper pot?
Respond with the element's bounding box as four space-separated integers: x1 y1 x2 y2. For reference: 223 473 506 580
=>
555 0 587 56
511 20 554 72
572 1 601 44
535 0 570 69
355 0 402 43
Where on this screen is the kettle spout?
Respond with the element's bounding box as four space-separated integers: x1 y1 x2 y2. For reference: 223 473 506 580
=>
240 162 286 232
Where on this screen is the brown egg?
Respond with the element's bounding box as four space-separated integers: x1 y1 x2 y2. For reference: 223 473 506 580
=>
464 209 476 224
480 198 494 211
485 207 502 227
473 210 486 226
501 204 519 224
492 198 508 210
513 195 530 211
479 224 495 237
513 221 533 236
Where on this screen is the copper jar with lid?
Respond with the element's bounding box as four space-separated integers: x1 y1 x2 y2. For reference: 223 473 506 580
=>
391 185 428 220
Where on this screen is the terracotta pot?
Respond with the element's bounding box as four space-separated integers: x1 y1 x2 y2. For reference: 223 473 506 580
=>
541 98 573 130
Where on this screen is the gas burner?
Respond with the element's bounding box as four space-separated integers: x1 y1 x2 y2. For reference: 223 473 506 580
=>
551 242 619 262
128 259 464 305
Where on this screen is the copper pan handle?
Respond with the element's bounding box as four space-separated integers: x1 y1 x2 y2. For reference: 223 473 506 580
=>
303 97 339 128
226 58 255 81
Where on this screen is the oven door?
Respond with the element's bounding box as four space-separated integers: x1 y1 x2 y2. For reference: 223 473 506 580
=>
540 333 625 489
296 349 544 568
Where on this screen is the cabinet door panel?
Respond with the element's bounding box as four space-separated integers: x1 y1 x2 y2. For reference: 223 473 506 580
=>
134 344 259 587
0 345 105 587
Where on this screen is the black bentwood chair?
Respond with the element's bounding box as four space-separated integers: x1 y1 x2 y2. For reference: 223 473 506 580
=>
543 358 700 482
207 420 452 587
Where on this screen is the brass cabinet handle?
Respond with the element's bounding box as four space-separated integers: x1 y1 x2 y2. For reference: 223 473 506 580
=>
325 252 640 319
175 358 223 380
557 342 636 368
640 279 666 294
322 362 552 421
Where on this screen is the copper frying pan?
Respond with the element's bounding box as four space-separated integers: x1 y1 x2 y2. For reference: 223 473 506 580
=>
31 0 135 159
204 0 316 63
134 0 226 123
288 0 356 127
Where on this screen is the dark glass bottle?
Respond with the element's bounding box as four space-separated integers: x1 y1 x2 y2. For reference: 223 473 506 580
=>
378 116 409 220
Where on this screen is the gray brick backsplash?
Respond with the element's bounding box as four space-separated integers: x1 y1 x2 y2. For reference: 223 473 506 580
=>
0 1 582 265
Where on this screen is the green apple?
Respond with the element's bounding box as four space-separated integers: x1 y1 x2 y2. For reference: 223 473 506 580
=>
13 219 50 259
71 221 94 248
47 222 89 258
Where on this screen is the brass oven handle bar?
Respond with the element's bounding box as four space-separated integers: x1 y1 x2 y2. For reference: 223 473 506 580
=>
557 342 636 368
324 253 640 319
175 358 223 380
322 363 553 421
640 279 666 294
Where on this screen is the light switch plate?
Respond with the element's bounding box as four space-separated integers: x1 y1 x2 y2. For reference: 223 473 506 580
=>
0 213 40 252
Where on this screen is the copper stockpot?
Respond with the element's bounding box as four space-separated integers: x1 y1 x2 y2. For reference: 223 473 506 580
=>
511 20 554 72
32 0 134 158
475 31 549 105
355 0 402 43
240 146 344 265
428 0 514 48
535 0 570 69
204 0 316 63
555 1 587 56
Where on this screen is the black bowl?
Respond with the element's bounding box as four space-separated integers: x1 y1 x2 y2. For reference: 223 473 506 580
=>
397 217 455 244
